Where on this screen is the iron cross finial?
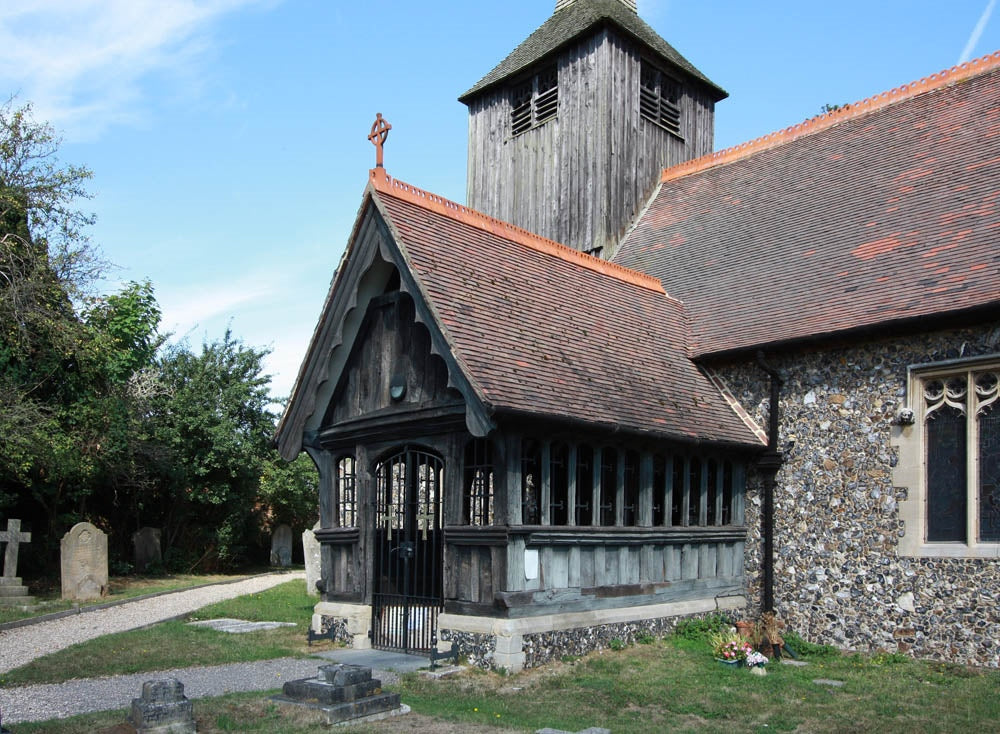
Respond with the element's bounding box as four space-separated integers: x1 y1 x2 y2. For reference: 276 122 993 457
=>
368 113 391 169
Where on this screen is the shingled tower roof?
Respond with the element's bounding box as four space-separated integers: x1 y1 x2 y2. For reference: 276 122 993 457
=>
458 0 726 103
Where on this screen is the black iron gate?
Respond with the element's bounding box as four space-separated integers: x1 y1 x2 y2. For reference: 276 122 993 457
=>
371 448 443 653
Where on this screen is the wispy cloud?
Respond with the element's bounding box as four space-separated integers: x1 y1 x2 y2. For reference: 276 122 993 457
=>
157 272 278 338
0 0 271 141
959 0 997 63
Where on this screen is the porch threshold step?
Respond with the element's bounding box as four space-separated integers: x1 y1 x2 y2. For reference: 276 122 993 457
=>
311 648 431 674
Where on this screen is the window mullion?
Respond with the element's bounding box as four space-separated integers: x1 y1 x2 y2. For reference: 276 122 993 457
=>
969 369 980 545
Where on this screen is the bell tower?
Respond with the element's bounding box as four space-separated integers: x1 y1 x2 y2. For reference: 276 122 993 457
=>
460 0 725 257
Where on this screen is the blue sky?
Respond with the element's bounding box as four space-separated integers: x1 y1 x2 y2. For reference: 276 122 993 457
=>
1 0 998 401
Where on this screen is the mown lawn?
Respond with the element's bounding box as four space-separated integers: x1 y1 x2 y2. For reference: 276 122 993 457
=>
10 619 1000 733
0 580 328 686
0 572 267 625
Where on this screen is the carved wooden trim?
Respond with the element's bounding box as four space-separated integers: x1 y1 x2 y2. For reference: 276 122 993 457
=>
444 526 510 546
510 525 746 546
316 528 360 545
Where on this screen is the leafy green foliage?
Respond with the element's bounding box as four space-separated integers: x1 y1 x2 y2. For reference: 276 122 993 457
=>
0 101 318 575
783 630 841 659
672 612 732 641
258 453 319 530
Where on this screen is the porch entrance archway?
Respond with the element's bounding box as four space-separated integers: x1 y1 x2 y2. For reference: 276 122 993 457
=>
371 447 444 653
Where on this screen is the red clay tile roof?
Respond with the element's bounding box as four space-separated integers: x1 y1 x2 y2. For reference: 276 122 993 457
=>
615 52 1000 358
369 172 762 447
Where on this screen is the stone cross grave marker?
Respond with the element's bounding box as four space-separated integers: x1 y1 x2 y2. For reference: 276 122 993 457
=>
271 523 293 567
303 521 321 596
0 519 35 607
61 522 109 601
133 527 162 573
1 519 30 578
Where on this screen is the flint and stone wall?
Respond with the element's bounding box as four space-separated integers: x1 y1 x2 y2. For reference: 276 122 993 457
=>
714 323 1000 667
438 595 746 671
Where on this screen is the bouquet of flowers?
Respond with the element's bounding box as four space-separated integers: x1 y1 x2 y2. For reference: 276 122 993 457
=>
745 650 769 668
711 630 754 662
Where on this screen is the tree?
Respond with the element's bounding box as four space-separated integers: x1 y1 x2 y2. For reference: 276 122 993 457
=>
0 100 102 553
148 331 278 569
259 452 319 531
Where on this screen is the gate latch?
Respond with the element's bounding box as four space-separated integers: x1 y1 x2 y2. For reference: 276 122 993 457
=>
397 541 415 560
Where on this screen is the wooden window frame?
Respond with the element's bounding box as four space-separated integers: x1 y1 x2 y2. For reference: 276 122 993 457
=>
639 59 683 139
463 438 495 526
335 455 357 528
897 356 1000 557
510 65 559 137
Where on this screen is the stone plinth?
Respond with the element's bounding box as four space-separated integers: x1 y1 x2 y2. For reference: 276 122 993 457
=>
271 663 403 725
128 678 195 734
0 577 34 607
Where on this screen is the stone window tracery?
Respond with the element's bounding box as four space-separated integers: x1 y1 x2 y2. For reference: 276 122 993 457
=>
899 360 1000 554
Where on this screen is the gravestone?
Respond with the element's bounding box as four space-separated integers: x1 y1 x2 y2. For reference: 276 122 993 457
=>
61 522 109 601
0 519 35 607
272 663 404 725
303 521 321 595
133 527 162 573
270 524 293 567
128 678 195 734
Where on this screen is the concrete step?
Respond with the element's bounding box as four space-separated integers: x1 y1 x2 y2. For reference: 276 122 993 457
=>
0 585 30 597
0 577 25 586
0 596 36 607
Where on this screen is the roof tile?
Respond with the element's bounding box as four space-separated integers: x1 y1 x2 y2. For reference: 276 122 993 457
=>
616 54 1000 357
370 174 760 447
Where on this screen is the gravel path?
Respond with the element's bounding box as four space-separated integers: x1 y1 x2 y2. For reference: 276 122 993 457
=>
0 656 324 724
0 571 303 674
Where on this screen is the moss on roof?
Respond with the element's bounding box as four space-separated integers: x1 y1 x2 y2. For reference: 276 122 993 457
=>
458 0 726 103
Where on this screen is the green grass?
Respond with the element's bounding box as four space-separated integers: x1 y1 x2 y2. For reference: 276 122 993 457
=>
0 580 325 687
8 600 1000 733
0 573 255 625
25 634 986 734
387 638 1000 734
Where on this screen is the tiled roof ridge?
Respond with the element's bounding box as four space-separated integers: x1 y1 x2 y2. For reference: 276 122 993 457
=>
369 168 666 294
661 49 1000 184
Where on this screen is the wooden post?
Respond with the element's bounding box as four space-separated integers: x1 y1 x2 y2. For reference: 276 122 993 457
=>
615 448 625 526
540 441 551 525
591 447 602 526
567 444 578 526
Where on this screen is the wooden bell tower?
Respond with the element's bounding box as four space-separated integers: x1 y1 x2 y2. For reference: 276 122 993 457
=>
460 0 726 258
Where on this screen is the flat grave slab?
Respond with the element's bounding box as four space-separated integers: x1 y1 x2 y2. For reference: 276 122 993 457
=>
187 618 296 634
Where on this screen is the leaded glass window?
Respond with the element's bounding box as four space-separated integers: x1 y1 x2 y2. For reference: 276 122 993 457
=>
522 438 541 525
599 448 617 526
336 456 356 527
550 443 570 525
463 439 494 526
922 368 1000 543
576 444 593 525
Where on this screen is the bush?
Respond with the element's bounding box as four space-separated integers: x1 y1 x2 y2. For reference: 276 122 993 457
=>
783 630 840 659
673 613 732 642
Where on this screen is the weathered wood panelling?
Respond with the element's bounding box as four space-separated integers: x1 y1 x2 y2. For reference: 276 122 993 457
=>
466 27 716 256
324 291 455 426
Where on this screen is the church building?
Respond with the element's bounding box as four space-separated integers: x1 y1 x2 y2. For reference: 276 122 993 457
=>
277 0 1000 670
